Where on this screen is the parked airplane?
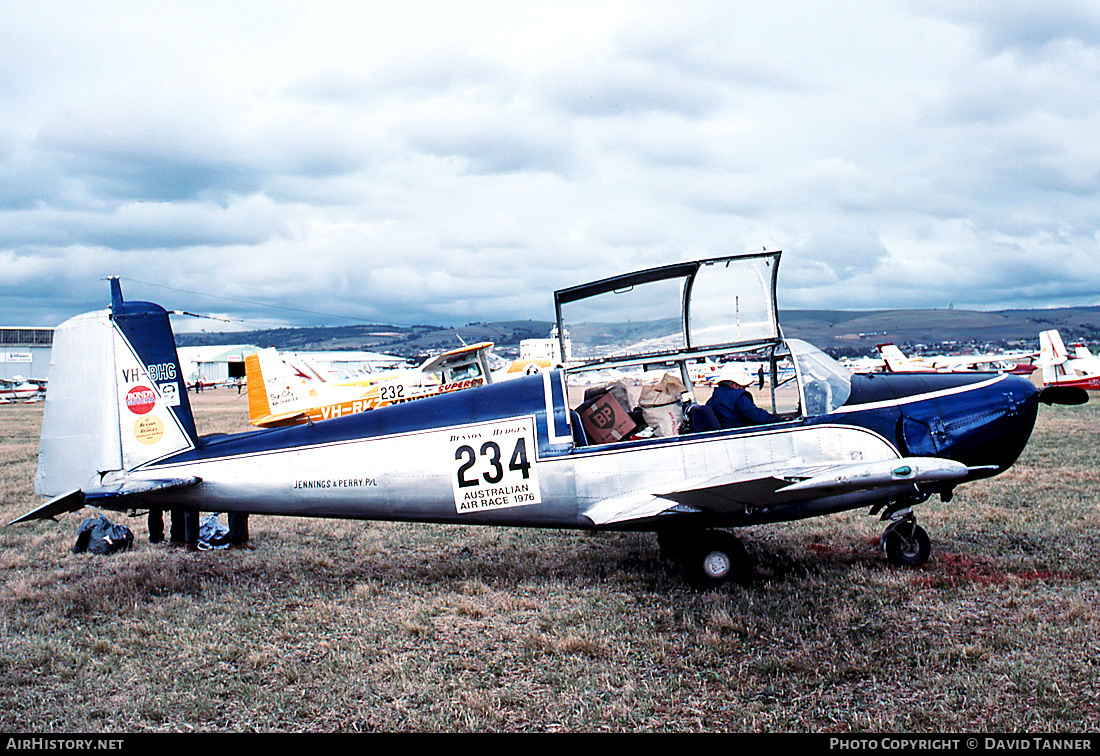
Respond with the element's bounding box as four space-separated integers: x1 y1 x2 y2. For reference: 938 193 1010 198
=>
839 355 888 374
1036 330 1100 391
11 255 1086 588
245 342 496 428
245 341 561 428
877 343 1036 375
0 376 43 403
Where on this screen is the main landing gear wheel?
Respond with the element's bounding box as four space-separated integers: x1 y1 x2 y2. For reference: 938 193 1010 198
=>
881 519 932 567
680 530 749 590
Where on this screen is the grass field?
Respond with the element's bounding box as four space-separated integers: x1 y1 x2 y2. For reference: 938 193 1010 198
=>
2 390 1098 732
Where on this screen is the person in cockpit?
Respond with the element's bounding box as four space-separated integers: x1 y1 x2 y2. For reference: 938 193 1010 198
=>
706 364 783 428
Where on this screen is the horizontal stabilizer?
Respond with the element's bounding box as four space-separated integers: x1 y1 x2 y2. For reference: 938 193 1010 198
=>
248 411 311 428
9 489 87 525
9 477 201 525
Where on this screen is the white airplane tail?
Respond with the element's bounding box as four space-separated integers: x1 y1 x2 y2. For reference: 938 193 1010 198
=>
877 343 918 372
1037 330 1070 384
35 278 199 497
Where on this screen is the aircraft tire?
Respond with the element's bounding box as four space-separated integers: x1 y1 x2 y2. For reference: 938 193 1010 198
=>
882 520 931 567
682 530 748 590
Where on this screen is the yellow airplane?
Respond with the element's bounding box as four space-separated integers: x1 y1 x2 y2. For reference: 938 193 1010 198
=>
245 342 497 428
245 342 557 428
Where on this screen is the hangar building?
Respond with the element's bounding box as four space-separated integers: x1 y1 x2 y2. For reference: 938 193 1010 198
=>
0 327 53 383
177 345 258 388
177 346 407 389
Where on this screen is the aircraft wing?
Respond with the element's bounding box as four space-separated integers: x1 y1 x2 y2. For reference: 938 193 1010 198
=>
418 342 495 373
9 477 201 525
584 457 974 527
929 352 1038 370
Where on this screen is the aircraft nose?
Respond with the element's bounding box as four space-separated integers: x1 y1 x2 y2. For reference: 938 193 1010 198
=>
979 373 1040 474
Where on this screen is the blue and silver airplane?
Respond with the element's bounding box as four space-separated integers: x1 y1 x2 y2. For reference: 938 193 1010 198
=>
11 252 1085 587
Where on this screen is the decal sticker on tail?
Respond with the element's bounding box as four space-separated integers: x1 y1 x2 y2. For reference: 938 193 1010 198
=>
113 314 196 468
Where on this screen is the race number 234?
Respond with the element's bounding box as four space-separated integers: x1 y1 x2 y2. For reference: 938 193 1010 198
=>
449 424 542 513
455 437 530 487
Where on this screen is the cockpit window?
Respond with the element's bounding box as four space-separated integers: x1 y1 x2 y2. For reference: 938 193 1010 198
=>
686 257 779 348
555 252 782 370
787 338 852 416
445 361 484 383
557 277 685 364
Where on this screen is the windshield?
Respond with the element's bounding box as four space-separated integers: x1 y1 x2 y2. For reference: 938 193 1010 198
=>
686 257 779 347
557 277 685 363
555 252 781 369
787 338 852 416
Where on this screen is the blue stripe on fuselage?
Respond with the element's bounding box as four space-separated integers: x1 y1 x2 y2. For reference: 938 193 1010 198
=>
149 367 1037 476
154 370 557 467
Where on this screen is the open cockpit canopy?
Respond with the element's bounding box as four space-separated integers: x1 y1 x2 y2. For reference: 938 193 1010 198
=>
554 251 782 370
554 252 856 419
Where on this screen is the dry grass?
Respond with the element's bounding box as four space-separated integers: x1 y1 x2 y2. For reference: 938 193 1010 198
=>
2 391 1099 732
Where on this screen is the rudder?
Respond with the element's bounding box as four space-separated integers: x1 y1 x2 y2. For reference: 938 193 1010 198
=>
35 278 199 497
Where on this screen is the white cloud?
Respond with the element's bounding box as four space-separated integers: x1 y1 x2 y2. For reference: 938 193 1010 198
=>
0 0 1098 332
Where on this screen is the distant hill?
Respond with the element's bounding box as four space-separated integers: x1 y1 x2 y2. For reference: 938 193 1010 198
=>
781 306 1100 356
175 306 1100 359
176 320 557 359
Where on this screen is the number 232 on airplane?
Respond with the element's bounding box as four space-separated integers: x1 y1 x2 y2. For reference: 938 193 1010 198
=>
11 252 1085 588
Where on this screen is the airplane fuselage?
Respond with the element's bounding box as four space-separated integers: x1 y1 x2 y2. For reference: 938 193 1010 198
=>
17 264 1069 586
1048 375 1100 391
120 368 1040 531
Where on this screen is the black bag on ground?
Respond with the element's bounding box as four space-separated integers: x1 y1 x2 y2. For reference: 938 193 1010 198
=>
72 514 134 555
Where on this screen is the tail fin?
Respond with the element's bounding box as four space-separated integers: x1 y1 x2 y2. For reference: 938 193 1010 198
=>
35 278 198 497
244 347 312 427
1039 330 1068 362
877 343 918 372
281 352 329 382
1037 330 1068 385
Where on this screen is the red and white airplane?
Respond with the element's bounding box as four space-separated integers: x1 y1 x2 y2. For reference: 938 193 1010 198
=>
0 376 43 403
1036 330 1100 391
876 343 1037 376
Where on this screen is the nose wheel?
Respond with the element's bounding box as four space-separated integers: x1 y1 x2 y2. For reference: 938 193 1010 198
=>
881 517 931 567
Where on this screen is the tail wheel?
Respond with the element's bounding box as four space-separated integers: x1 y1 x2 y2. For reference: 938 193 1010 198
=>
882 519 931 567
682 530 749 589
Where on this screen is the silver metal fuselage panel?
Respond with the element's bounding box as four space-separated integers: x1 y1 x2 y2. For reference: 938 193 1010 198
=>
127 372 904 530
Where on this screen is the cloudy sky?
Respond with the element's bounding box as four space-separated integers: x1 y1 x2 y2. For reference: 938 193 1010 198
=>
2 1 1099 332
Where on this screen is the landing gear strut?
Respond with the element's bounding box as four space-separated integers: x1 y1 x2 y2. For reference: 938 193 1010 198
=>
659 528 750 589
881 515 931 567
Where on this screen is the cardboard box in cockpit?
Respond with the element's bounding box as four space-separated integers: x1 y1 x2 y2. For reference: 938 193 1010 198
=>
577 389 643 444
